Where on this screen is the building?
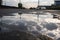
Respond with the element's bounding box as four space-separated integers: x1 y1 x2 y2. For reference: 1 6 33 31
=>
55 0 60 6
0 0 2 6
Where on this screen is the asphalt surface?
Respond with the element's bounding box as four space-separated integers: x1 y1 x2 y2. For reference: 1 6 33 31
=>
0 9 60 16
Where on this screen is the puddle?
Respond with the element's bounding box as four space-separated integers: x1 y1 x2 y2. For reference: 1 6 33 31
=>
0 12 60 40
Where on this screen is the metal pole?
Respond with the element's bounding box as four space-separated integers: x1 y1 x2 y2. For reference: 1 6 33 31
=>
4 1 6 5
38 0 39 6
0 0 2 6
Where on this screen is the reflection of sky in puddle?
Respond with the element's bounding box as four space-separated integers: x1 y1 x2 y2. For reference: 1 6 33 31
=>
0 12 60 40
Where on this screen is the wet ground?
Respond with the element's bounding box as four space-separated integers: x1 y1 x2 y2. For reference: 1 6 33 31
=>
0 11 60 40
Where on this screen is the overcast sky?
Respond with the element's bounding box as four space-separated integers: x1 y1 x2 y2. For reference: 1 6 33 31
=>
2 0 54 8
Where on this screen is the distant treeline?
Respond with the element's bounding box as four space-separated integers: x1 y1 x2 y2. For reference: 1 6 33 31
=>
0 5 60 10
46 5 60 10
0 5 19 9
0 5 26 9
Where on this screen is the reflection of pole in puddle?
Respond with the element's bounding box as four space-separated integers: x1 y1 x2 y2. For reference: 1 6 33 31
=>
0 15 3 31
0 16 3 25
18 13 22 19
36 13 40 22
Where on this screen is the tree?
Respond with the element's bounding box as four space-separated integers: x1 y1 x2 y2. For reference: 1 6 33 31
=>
18 3 22 9
51 4 60 10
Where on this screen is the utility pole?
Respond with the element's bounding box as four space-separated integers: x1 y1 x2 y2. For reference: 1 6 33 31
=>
38 0 39 6
0 0 2 6
5 1 6 5
37 0 40 9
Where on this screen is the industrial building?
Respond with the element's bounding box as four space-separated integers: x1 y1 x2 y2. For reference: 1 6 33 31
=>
55 0 60 6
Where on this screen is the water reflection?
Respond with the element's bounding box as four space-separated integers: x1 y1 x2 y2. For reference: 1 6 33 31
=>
57 38 60 40
0 12 60 40
18 13 22 19
35 13 40 22
41 22 58 30
0 16 3 31
47 33 56 37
